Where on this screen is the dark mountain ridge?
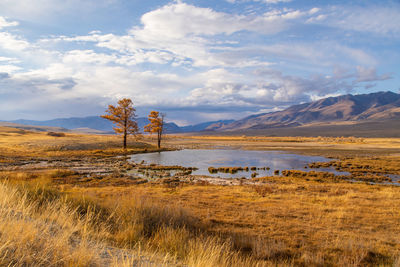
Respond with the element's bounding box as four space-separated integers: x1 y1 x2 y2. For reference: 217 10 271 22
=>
3 91 399 136
219 91 400 131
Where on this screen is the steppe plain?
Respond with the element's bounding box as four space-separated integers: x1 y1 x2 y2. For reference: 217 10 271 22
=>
1 127 400 266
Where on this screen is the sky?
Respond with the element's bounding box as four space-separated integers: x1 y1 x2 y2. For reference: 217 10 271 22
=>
0 0 399 125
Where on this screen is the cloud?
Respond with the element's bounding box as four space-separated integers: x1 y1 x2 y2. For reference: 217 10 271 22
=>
308 4 400 36
0 72 10 79
356 66 391 82
0 16 30 53
136 2 310 37
0 65 21 73
227 0 292 4
250 67 392 105
0 56 20 63
0 17 18 29
0 2 396 123
259 0 292 3
62 50 118 65
221 41 377 68
0 0 117 22
0 32 30 51
185 67 372 112
52 2 318 67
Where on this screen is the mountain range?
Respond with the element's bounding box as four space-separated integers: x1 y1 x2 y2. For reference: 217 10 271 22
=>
217 91 400 131
2 91 400 137
5 117 234 134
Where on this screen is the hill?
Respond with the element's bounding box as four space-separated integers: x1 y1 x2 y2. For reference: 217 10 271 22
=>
180 120 234 132
0 122 68 133
217 91 400 136
4 91 400 137
4 117 233 134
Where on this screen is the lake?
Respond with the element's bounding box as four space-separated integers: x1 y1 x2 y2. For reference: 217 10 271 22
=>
130 149 349 178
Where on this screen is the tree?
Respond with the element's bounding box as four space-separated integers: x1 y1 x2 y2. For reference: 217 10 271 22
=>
144 111 165 149
101 98 139 149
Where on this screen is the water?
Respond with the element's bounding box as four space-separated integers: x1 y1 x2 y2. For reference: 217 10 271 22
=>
130 149 349 178
387 174 400 183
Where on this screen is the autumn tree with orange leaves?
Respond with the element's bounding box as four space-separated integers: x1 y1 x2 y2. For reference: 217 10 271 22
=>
101 98 139 149
144 111 165 149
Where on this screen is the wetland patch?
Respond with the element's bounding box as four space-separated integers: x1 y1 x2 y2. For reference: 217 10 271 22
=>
130 149 349 178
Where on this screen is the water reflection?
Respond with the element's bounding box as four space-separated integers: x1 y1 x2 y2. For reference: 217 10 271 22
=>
130 149 349 178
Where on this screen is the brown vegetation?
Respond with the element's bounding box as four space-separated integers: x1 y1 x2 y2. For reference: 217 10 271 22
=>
144 111 165 149
47 131 66 137
101 98 139 149
1 128 400 266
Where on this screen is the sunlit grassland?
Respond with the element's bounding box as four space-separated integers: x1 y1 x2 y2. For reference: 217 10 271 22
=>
1 127 400 266
2 170 400 266
0 173 266 266
62 179 400 266
2 126 400 159
162 135 400 157
0 127 156 160
0 178 172 266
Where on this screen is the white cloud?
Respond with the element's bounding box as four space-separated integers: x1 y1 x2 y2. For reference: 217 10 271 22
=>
309 93 342 102
49 2 320 68
62 50 118 65
0 56 19 63
0 2 396 122
0 17 30 52
261 0 291 3
227 0 292 4
227 41 377 67
136 2 310 37
0 0 116 22
250 67 391 105
308 8 320 15
0 32 30 51
0 64 21 73
308 4 400 36
0 17 18 29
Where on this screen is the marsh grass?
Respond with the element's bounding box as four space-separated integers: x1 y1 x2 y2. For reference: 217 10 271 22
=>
7 168 398 266
0 173 268 266
0 181 106 266
2 129 400 266
69 181 400 266
1 173 399 267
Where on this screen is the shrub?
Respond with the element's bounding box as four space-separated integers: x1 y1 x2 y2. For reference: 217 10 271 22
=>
47 132 66 137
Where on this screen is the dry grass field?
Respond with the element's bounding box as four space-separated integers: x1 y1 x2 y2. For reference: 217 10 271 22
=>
1 127 400 266
162 134 400 156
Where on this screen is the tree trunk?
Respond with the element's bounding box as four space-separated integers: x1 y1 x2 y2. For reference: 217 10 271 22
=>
123 132 127 149
123 113 127 149
157 115 164 149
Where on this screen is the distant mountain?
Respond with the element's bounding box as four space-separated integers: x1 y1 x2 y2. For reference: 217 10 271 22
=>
8 116 181 133
5 117 233 134
5 91 398 137
0 121 68 133
11 117 113 132
180 120 235 132
218 91 400 131
136 117 182 133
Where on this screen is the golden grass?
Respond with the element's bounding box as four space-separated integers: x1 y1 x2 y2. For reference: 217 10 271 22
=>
0 128 161 162
62 180 400 266
2 126 400 160
163 135 400 157
0 181 108 266
0 173 267 266
2 126 400 266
